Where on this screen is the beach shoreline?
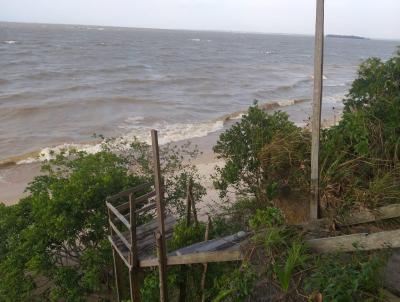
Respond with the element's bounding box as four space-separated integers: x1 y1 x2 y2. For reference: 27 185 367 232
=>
0 107 342 206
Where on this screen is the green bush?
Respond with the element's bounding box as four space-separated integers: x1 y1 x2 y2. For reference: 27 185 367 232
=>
0 151 142 301
213 103 297 201
304 252 387 302
320 50 400 213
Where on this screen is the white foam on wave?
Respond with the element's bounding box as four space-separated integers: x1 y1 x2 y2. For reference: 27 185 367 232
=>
17 143 103 165
17 118 224 164
4 40 18 44
325 83 347 87
277 99 296 107
120 118 224 145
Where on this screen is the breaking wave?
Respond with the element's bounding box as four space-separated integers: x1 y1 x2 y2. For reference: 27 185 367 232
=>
9 98 309 165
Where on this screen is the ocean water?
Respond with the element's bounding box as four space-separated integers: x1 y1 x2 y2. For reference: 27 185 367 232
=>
0 22 398 162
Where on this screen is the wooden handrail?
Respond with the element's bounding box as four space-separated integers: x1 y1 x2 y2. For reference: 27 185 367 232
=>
109 219 131 251
106 182 152 202
108 235 132 269
116 190 156 213
136 202 157 215
106 202 131 229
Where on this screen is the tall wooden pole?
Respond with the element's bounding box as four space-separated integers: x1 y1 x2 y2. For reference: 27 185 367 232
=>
310 0 325 220
151 130 168 302
129 194 141 302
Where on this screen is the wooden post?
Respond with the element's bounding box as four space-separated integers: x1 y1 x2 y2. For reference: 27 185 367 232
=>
310 0 325 220
188 179 198 227
185 180 192 227
108 207 124 301
151 130 168 302
129 194 141 302
201 216 212 302
178 180 195 302
155 231 168 302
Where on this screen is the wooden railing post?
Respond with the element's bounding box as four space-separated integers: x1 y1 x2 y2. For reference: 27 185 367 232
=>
151 129 169 302
201 215 212 302
129 193 141 302
310 0 325 220
108 207 124 301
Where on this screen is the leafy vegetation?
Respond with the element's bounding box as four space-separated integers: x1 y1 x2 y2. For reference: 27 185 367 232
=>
213 104 297 201
304 252 387 302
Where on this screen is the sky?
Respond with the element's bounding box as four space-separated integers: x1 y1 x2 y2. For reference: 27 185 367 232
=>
0 0 399 40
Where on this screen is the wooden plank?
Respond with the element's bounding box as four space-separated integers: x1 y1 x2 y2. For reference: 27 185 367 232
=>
310 0 325 220
139 249 243 268
108 235 132 269
308 229 400 253
107 202 131 230
137 215 175 238
117 191 157 213
106 182 152 202
304 203 400 230
341 204 400 226
173 231 248 256
109 219 131 251
152 129 168 302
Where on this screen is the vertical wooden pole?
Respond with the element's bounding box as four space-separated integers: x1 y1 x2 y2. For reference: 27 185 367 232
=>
200 216 212 302
155 231 168 302
188 179 198 227
108 208 124 301
178 180 194 302
310 0 325 220
151 129 168 302
185 180 192 227
129 194 141 302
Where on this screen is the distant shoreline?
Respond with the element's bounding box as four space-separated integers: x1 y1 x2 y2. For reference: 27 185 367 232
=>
327 34 369 40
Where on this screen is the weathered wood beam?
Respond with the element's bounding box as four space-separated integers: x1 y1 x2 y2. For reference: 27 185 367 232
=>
109 219 131 251
201 216 212 302
152 129 169 302
106 202 131 229
108 235 132 269
308 229 400 253
342 204 400 225
129 194 141 302
310 0 325 219
304 203 400 230
139 250 243 268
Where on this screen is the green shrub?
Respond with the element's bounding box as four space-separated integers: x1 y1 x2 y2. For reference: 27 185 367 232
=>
0 151 142 301
304 252 387 302
213 103 297 201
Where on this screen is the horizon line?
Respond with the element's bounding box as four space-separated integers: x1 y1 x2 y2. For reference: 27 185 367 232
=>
1 20 399 42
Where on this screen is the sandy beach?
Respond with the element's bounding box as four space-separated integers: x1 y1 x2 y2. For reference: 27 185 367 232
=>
0 111 342 206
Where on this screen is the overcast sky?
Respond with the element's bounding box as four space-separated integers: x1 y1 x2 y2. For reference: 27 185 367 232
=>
0 0 399 40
